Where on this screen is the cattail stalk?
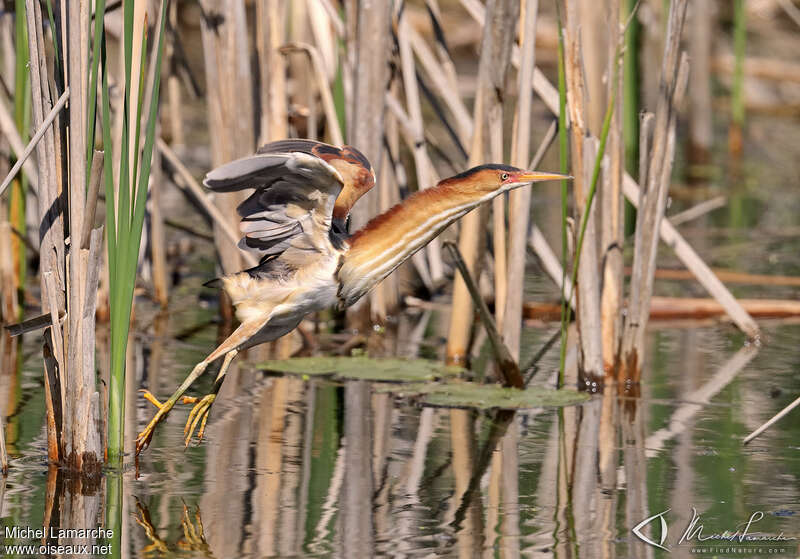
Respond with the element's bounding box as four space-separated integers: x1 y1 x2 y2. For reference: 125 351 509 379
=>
502 0 539 362
619 0 690 382
446 0 518 366
345 0 392 323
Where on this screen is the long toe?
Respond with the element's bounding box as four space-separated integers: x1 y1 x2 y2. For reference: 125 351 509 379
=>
135 425 155 455
140 389 164 409
184 394 216 447
135 404 172 456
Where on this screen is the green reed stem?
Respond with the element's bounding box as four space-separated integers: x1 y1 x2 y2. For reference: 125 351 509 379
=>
85 0 105 178
622 0 640 236
566 95 616 313
103 1 169 466
11 0 30 311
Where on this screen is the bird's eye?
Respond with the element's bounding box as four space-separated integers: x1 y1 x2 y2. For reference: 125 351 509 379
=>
501 173 509 181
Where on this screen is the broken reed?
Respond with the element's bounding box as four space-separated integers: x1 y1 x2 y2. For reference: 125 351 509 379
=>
555 2 622 386
101 0 168 465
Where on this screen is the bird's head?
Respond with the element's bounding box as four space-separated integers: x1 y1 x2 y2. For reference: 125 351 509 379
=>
329 145 376 231
440 164 570 197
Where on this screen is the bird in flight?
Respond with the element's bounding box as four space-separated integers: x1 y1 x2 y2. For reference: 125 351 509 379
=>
135 139 568 455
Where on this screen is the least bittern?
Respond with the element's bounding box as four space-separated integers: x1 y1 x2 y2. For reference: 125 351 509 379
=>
135 139 568 455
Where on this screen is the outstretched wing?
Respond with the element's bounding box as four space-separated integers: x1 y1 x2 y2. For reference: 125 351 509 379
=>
203 141 346 265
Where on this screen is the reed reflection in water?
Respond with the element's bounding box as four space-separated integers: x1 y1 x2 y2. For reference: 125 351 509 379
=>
4 322 800 558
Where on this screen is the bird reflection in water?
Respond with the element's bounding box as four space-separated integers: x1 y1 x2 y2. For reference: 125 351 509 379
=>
134 499 214 557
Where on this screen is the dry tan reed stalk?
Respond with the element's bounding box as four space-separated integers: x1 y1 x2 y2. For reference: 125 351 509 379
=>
600 0 624 374
63 0 102 471
0 92 47 194
27 0 67 460
578 138 604 380
461 0 758 371
397 9 444 283
345 1 391 226
711 54 800 85
166 1 184 148
619 0 691 381
644 267 800 288
81 151 104 250
307 0 338 77
345 0 392 323
373 93 401 314
76 227 103 465
42 271 63 462
446 0 519 366
467 0 760 352
256 0 288 145
137 6 171 309
424 1 461 102
445 242 524 388
563 0 604 381
744 393 800 445
408 27 473 140
618 0 688 381
621 174 761 336
200 0 255 285
668 196 726 225
127 0 146 186
150 138 168 307
689 0 713 159
280 43 343 145
157 138 257 267
502 0 540 362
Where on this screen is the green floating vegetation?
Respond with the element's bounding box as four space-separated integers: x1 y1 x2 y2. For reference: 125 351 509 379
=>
257 356 464 383
378 382 589 410
258 357 587 410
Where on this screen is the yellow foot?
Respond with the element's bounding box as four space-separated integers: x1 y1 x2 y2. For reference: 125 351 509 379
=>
136 403 171 456
183 394 216 447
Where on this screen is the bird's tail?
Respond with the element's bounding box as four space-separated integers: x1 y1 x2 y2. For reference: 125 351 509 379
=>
203 277 223 289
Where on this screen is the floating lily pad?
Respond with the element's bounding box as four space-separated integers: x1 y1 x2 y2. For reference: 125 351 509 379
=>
258 356 464 383
378 381 589 409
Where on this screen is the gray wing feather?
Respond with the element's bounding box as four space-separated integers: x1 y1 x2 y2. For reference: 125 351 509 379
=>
204 155 291 192
203 147 344 263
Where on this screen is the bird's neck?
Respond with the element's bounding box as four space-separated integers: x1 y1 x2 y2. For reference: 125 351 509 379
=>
336 180 495 306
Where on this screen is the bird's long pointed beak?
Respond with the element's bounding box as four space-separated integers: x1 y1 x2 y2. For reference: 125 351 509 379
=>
517 171 572 183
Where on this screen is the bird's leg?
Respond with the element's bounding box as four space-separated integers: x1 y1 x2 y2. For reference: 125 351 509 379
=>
135 316 272 456
183 348 238 446
135 360 211 455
